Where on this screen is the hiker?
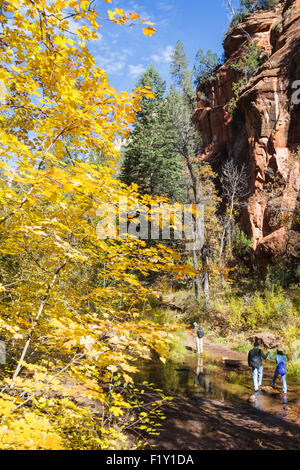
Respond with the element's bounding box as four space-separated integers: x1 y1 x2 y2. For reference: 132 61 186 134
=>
248 340 269 392
193 322 204 354
269 347 288 394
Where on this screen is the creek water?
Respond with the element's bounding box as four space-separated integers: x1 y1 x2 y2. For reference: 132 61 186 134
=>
135 351 300 425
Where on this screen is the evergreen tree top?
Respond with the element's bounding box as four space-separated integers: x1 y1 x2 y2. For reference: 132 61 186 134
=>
137 64 166 100
170 40 193 97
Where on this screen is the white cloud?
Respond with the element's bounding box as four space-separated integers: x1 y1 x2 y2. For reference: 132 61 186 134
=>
122 48 134 57
128 64 146 78
151 45 173 64
93 32 103 43
127 0 153 21
128 1 140 10
106 62 126 74
157 1 174 12
94 46 132 75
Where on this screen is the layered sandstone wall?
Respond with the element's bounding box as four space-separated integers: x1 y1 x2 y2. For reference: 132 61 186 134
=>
194 0 300 266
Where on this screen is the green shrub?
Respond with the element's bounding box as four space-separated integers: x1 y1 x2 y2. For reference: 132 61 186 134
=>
246 287 295 328
229 43 264 115
228 79 246 116
231 1 279 27
286 361 300 377
232 341 252 353
265 262 298 288
233 227 252 256
224 287 297 330
210 336 232 344
227 296 245 328
152 308 177 325
274 21 283 34
167 327 188 361
232 43 263 79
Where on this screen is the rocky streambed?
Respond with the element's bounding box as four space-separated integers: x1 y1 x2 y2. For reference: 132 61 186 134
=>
134 334 300 450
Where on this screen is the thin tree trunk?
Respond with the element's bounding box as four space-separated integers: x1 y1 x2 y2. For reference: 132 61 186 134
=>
11 351 86 414
219 223 227 288
201 244 210 310
11 260 68 385
187 184 201 299
192 248 201 299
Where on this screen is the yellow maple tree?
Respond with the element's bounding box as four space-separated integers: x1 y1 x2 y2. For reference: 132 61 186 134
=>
0 0 183 449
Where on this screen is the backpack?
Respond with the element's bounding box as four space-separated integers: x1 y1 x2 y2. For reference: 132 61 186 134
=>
196 326 204 338
277 361 286 376
250 352 261 368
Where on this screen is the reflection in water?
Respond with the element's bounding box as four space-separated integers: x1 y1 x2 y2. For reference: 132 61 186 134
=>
280 395 289 419
252 393 264 412
194 357 211 394
250 387 292 420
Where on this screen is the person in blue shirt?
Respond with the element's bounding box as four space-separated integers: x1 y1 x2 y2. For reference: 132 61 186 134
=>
269 347 288 394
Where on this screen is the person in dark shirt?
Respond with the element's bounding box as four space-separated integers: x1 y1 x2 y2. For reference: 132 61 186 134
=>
193 322 204 354
248 340 269 392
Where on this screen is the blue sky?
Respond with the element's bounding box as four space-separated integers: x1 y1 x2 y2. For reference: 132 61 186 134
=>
89 0 234 92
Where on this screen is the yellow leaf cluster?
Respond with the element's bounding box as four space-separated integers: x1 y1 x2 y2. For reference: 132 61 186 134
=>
0 0 180 451
0 410 63 450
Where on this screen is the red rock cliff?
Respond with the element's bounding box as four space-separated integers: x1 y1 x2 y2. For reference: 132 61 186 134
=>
194 0 300 267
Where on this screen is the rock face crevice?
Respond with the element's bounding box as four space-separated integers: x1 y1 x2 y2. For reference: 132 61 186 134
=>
194 0 300 266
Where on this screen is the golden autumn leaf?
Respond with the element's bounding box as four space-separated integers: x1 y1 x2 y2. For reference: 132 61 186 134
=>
143 26 157 36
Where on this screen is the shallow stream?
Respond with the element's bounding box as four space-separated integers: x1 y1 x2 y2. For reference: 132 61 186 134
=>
135 351 300 424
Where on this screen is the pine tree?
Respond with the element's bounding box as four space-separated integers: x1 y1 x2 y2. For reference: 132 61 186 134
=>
193 49 220 85
121 65 185 201
170 40 193 99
